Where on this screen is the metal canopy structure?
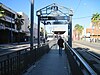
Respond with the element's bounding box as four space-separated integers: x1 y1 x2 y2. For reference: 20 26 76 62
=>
36 3 73 47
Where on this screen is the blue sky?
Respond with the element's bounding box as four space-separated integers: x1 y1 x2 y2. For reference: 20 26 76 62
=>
1 0 100 33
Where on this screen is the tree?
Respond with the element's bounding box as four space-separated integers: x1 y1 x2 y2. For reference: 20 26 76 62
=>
40 27 47 38
74 24 84 40
91 13 100 39
15 14 24 43
40 27 43 36
91 13 100 29
0 10 5 18
0 6 5 19
15 14 24 31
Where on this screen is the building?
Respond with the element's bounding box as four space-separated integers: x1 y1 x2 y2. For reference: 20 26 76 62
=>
0 3 30 44
86 23 100 42
17 12 30 41
0 2 17 44
33 23 38 38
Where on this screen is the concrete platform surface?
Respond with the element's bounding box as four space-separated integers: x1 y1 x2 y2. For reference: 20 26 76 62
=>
23 45 71 75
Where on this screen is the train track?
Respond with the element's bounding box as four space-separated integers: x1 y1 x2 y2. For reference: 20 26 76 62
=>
74 47 100 74
87 51 100 60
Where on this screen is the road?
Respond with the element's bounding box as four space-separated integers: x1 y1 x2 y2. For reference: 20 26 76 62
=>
0 39 56 55
0 43 30 55
72 41 100 56
0 41 43 55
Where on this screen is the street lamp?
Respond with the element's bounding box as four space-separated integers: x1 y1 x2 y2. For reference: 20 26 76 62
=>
69 9 73 16
30 0 34 50
36 10 41 46
36 11 41 16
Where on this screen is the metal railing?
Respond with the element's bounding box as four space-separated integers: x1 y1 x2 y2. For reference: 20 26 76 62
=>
0 44 50 75
65 42 97 75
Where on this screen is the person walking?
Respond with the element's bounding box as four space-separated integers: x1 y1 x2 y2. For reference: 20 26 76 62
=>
57 36 64 55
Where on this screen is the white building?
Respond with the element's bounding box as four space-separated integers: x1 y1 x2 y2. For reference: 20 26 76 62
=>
17 12 39 39
17 12 30 36
33 23 38 38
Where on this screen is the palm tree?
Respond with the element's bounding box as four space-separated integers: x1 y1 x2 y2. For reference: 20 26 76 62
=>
91 13 100 39
15 14 24 43
0 5 5 18
40 27 47 37
0 10 5 19
40 27 44 36
15 14 24 31
74 24 84 40
91 13 100 29
0 10 4 18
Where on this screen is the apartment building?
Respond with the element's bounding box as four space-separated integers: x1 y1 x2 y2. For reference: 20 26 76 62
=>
0 3 17 43
0 3 30 44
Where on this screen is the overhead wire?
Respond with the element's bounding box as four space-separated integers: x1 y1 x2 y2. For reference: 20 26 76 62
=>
73 16 92 19
73 0 93 19
74 0 82 14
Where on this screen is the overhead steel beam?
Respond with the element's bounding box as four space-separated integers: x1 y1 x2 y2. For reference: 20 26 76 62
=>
40 16 69 20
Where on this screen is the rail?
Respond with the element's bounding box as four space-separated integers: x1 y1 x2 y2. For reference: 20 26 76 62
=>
65 42 97 75
0 43 50 75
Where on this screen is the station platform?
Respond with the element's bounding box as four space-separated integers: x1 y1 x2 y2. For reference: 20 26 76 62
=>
23 44 71 75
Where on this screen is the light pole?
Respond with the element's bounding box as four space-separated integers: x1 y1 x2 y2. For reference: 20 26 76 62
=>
43 21 46 43
36 11 41 47
30 0 34 50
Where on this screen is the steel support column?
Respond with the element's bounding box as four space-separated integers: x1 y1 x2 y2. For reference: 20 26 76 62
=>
38 16 40 47
43 21 46 43
68 16 72 47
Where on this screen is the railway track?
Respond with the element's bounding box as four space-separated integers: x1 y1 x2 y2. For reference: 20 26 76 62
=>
74 47 100 74
87 51 100 60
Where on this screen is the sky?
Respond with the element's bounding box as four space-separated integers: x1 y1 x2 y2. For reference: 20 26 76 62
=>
0 0 100 33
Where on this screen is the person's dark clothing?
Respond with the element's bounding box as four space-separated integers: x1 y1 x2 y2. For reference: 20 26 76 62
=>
57 38 64 48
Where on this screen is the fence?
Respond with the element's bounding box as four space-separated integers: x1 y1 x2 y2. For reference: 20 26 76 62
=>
0 44 50 75
64 42 97 75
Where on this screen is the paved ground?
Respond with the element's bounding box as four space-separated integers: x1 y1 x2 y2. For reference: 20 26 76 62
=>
23 44 71 75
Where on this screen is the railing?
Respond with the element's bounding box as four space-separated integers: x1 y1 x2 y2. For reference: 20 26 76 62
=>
0 44 50 75
65 42 97 75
